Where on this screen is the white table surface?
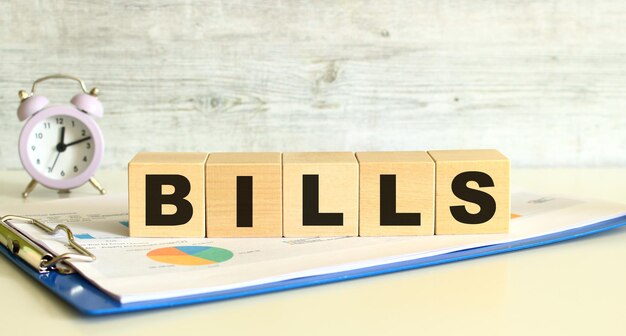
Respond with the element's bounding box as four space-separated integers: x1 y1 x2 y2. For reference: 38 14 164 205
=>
1 169 625 335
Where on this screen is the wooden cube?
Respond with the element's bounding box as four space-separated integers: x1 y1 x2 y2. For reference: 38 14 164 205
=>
427 149 510 235
356 151 435 236
129 152 208 237
283 152 358 237
205 152 282 237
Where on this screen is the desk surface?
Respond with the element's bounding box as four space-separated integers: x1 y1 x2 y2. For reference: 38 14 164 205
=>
1 169 625 335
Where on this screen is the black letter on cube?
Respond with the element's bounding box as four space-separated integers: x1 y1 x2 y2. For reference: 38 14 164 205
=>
237 176 253 227
449 171 496 224
145 174 193 226
380 174 421 226
302 174 343 226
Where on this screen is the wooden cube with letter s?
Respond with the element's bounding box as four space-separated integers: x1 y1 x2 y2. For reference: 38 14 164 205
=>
427 149 510 235
128 152 209 237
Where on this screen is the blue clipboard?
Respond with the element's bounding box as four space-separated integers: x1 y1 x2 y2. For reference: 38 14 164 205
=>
1 215 626 316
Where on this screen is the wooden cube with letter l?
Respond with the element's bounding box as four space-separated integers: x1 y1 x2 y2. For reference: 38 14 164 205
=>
427 149 510 235
283 152 359 237
356 151 435 236
128 152 208 237
205 152 282 237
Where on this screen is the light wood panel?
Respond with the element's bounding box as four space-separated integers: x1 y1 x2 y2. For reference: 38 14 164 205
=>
2 1 626 169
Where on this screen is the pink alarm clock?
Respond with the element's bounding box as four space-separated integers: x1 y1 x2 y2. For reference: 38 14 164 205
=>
17 74 106 198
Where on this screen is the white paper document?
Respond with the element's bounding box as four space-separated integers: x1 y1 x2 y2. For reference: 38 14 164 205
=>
2 192 625 303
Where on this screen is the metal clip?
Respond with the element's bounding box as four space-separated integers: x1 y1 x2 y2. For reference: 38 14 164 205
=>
0 215 96 274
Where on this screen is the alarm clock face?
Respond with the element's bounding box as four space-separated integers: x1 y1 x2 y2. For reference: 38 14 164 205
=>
18 106 104 190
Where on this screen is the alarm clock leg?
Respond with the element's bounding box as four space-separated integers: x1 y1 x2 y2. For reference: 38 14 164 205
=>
89 177 106 195
22 179 38 198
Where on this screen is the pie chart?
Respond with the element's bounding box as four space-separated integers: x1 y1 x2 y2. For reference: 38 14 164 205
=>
147 246 233 266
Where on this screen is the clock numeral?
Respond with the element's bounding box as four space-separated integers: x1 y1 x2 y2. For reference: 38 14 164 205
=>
56 117 64 125
43 122 51 129
31 145 36 151
81 129 86 136
72 120 75 127
34 132 43 139
47 167 52 173
86 142 91 149
36 159 40 165
73 166 78 173
60 170 65 177
83 156 88 162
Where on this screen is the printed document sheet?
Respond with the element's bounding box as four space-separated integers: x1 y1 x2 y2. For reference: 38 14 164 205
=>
3 193 624 303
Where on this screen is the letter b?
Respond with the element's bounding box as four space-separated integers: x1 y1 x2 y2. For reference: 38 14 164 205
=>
146 174 193 226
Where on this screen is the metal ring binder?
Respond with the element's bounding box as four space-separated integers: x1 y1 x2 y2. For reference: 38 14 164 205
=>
0 215 95 274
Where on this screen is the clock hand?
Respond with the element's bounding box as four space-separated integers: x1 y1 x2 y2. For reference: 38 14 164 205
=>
50 151 61 172
49 126 66 171
59 126 65 145
56 127 68 153
65 136 92 147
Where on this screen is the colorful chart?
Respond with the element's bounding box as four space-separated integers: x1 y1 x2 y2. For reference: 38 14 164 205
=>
147 246 233 266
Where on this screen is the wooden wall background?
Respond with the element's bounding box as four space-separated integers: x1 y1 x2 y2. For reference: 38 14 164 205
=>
1 0 625 169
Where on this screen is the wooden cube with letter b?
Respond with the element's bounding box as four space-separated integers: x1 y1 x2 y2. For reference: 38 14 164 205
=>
205 152 282 237
427 149 510 235
283 152 359 237
356 151 435 236
128 152 208 237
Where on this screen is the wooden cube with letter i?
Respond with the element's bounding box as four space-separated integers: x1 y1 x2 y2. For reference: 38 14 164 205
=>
205 152 282 237
356 151 435 236
128 152 208 237
427 149 510 235
282 152 359 237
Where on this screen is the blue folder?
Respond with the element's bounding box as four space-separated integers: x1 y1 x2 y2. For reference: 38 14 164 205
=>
2 215 625 316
